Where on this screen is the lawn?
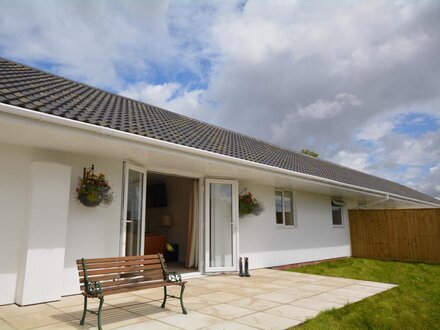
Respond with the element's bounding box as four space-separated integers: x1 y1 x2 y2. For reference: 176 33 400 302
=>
287 258 440 330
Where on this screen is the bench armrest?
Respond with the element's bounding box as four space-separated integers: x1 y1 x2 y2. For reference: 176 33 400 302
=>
85 281 102 297
158 253 183 283
164 271 183 283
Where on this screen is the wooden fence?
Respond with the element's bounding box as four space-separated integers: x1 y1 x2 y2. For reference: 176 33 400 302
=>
349 209 440 263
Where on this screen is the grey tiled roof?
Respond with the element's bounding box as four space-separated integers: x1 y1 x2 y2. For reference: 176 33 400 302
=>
0 57 438 205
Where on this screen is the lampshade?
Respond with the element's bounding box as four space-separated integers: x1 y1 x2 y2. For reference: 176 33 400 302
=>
161 214 173 227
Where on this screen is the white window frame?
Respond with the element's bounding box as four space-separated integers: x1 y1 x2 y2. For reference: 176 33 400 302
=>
204 178 239 272
275 189 297 228
331 203 345 228
120 162 147 256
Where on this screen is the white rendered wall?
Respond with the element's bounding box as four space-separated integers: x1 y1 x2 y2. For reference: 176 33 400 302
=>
0 141 351 304
0 143 123 303
15 162 71 305
238 181 351 269
0 145 30 305
61 156 122 296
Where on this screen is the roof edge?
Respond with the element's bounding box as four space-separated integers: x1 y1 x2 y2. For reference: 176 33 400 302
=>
1 102 439 207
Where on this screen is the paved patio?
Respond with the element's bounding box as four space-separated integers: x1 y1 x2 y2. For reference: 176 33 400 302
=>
0 269 396 330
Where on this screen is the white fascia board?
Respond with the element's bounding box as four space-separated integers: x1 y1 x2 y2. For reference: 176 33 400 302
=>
1 102 439 208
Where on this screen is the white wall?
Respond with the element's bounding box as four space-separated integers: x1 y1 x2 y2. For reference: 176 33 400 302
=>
0 144 29 305
61 156 122 296
238 181 351 269
16 162 71 305
0 143 123 304
0 141 351 305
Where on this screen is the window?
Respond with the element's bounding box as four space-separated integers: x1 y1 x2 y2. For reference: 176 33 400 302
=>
332 203 344 227
275 190 295 226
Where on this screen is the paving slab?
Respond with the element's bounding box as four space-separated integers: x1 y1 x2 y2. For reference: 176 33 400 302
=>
235 311 302 330
289 296 346 311
0 268 397 329
265 304 320 321
158 311 224 330
228 297 281 311
199 303 255 320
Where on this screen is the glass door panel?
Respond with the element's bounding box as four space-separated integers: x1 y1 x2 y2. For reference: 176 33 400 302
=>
283 191 294 226
121 164 146 256
205 179 238 272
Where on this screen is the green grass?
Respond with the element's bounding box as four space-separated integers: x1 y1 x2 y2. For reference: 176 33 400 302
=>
286 258 440 330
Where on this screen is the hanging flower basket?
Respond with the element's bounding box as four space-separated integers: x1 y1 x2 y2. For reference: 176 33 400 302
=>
76 165 114 207
239 189 264 218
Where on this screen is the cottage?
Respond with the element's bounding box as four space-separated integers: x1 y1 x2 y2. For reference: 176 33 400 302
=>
0 58 438 306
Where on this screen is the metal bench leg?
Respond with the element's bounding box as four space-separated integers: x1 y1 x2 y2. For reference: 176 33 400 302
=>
80 295 87 325
97 297 104 330
161 286 167 308
180 283 188 315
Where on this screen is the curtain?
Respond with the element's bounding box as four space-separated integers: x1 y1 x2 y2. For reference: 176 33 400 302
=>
185 180 198 268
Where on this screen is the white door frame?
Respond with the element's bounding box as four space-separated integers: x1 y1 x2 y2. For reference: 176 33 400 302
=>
120 162 147 256
204 178 239 272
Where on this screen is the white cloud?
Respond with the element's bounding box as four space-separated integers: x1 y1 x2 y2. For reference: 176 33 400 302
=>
332 151 369 171
120 82 180 108
357 120 395 141
213 15 292 65
389 134 438 166
414 163 440 199
271 94 361 143
401 166 423 182
0 0 209 89
297 94 361 120
120 81 206 118
165 89 205 118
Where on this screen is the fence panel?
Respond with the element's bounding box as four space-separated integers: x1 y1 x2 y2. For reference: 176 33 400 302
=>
349 209 440 263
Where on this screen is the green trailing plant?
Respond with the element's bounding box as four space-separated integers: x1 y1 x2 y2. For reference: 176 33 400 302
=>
239 189 264 218
76 165 114 207
301 149 319 157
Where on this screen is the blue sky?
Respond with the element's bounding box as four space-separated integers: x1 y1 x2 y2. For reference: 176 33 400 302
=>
394 113 440 138
0 0 439 198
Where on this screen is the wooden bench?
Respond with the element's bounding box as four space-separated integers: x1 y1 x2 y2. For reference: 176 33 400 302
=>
76 253 187 329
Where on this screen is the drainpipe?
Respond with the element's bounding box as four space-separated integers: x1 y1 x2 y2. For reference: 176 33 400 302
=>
357 195 390 209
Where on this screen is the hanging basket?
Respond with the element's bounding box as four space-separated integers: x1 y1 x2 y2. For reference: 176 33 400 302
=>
76 165 113 208
78 191 102 207
239 189 264 218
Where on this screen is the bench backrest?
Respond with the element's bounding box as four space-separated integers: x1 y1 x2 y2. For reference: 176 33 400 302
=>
76 254 167 293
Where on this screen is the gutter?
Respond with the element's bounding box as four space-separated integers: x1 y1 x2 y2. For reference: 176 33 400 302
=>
1 102 439 208
356 195 390 209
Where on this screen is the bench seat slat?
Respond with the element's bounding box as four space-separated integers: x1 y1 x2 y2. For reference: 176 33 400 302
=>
80 274 164 290
86 280 187 297
78 259 162 270
80 269 164 283
80 270 163 287
83 278 165 292
76 254 160 264
79 263 162 276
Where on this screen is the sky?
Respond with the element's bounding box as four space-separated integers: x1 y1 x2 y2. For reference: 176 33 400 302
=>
0 0 439 199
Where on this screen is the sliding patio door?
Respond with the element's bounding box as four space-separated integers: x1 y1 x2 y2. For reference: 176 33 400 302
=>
120 163 147 256
204 179 238 272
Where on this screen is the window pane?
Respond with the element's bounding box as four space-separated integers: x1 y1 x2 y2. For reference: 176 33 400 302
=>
332 205 343 226
284 191 294 226
275 191 283 224
125 170 143 256
209 183 233 267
